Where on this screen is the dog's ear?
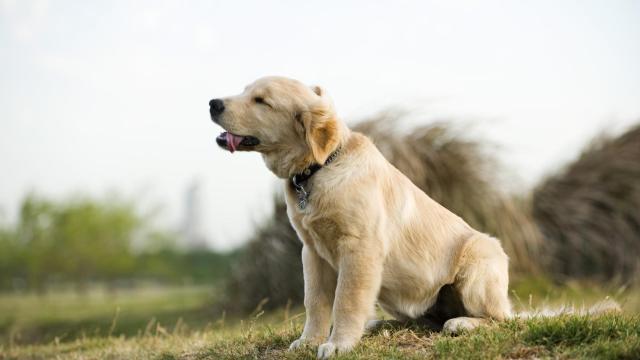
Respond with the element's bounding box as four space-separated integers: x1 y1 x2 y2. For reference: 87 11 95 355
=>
301 104 340 164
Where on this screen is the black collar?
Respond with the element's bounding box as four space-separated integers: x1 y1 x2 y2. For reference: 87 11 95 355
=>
290 147 341 209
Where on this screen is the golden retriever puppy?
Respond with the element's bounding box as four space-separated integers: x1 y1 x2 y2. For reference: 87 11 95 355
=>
210 76 512 359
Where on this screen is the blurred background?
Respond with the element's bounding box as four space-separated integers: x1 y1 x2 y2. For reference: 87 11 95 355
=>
1 0 639 347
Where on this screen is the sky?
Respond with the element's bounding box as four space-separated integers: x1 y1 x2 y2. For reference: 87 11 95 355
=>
1 0 639 250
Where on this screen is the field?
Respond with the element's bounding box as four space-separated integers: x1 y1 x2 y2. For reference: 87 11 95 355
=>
0 286 216 347
1 280 639 359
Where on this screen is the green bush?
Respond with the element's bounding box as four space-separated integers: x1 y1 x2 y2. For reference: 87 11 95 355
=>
0 194 235 292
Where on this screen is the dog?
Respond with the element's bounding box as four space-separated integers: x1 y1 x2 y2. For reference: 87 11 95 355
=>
210 76 512 359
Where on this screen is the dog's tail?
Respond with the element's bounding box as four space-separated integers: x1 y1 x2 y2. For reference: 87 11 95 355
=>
512 298 621 319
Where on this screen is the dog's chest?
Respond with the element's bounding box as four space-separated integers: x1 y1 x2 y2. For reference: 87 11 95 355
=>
300 213 343 268
286 194 344 268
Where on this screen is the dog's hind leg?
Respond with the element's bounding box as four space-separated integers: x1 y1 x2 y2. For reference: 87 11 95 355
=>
443 234 512 334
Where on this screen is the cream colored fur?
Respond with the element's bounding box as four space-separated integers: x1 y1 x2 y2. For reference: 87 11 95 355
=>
214 77 513 359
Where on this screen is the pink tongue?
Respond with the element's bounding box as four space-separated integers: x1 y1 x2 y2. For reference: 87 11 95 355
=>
226 132 244 153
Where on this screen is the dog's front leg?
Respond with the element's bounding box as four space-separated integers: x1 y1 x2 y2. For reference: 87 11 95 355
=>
289 245 337 350
317 245 382 359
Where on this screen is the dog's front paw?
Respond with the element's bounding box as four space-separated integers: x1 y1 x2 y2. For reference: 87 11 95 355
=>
317 342 337 359
289 338 305 351
290 336 324 351
317 341 354 359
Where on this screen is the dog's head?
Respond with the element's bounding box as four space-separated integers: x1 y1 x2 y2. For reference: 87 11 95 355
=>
210 76 345 178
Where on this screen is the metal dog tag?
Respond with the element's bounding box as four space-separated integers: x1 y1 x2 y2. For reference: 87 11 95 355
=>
296 187 308 209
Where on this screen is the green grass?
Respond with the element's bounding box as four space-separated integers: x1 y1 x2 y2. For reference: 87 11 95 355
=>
2 313 638 359
509 277 640 313
1 280 639 359
0 285 216 345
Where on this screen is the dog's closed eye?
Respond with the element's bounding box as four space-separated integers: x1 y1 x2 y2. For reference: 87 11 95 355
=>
254 97 269 106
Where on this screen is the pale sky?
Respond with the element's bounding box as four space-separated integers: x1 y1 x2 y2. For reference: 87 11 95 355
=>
1 0 639 250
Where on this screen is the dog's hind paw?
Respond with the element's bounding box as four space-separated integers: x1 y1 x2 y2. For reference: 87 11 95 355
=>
365 319 383 332
443 317 486 334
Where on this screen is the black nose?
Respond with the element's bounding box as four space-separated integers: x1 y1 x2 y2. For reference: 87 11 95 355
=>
209 99 225 116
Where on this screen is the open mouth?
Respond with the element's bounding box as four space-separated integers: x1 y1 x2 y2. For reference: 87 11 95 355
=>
216 132 260 153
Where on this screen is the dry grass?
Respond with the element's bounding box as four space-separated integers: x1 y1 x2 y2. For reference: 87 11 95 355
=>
532 123 640 281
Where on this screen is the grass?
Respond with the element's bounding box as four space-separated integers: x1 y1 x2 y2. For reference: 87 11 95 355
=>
0 285 215 346
1 280 639 359
2 313 638 359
